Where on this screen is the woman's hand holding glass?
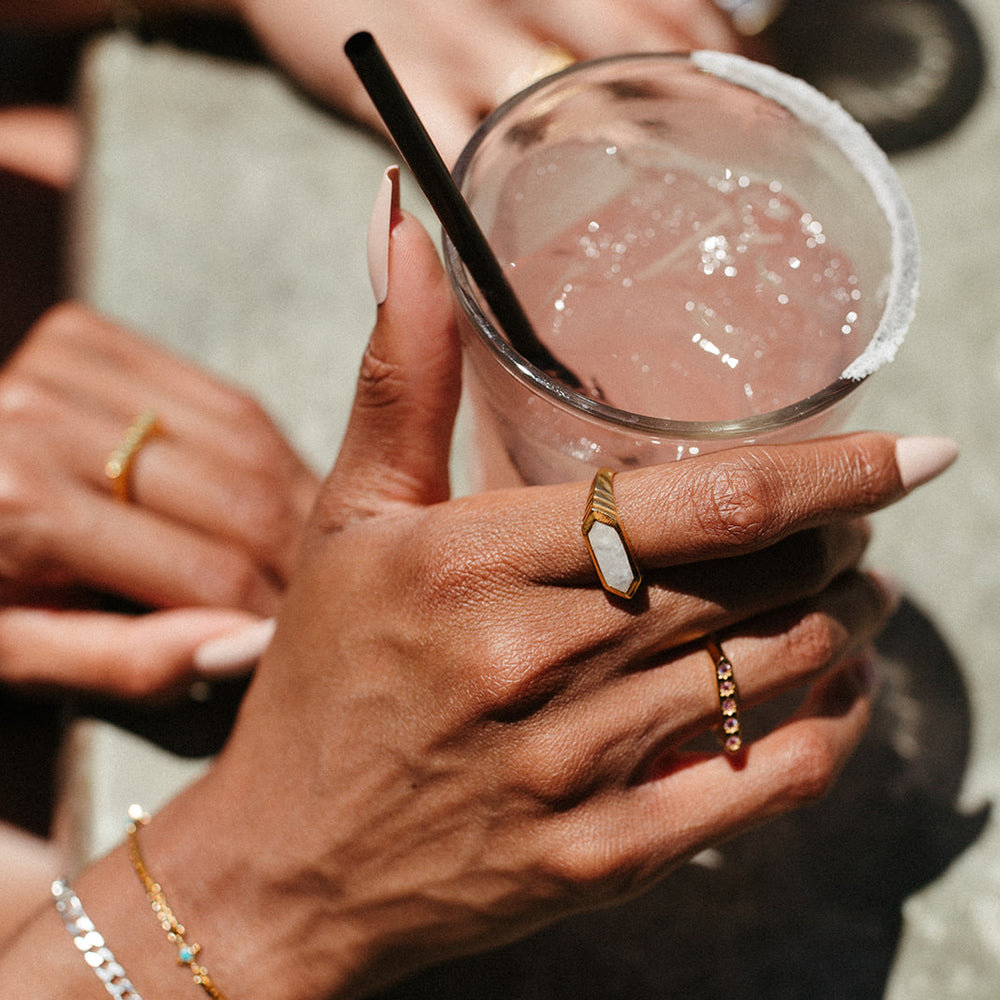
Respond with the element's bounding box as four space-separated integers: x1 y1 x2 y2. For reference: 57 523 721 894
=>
55 197 955 1000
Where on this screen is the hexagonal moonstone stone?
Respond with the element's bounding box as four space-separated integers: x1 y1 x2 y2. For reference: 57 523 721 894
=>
585 520 639 597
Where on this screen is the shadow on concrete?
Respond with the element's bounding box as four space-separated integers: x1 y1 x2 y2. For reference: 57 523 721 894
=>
769 0 987 153
373 598 990 1000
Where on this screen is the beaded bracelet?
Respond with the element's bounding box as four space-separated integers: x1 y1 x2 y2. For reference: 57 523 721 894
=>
52 878 143 1000
126 806 230 1000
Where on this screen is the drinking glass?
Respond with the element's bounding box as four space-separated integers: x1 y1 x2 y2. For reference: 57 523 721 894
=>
444 51 919 489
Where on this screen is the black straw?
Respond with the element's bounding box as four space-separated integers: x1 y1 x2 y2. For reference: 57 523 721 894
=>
344 31 587 392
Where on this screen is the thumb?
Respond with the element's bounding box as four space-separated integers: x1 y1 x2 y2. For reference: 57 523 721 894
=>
319 166 462 530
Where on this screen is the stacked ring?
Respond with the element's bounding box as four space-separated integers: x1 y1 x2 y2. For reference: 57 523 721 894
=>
705 636 744 754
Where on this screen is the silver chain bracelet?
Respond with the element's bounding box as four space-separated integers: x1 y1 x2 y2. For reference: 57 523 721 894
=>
51 878 143 1000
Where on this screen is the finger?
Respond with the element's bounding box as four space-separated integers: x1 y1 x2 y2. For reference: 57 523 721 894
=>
0 606 262 699
481 433 956 590
518 0 741 59
91 416 313 587
41 303 320 499
617 434 958 567
541 656 873 892
0 425 285 614
0 106 80 189
492 570 891 802
343 14 556 163
636 518 873 645
9 305 318 583
316 167 462 530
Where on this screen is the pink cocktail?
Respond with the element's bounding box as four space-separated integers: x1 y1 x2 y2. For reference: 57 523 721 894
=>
445 53 918 489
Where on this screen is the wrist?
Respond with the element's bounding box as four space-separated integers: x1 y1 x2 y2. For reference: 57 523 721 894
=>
93 774 371 1000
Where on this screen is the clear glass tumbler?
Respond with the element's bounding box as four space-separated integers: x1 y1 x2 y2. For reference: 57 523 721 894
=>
444 52 919 489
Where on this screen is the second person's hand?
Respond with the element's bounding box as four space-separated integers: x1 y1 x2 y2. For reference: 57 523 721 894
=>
0 302 317 696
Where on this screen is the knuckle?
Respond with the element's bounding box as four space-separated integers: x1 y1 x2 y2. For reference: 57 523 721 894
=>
539 836 610 889
356 344 408 410
0 371 54 423
32 301 87 339
505 739 586 806
688 457 783 550
0 482 60 580
538 828 644 901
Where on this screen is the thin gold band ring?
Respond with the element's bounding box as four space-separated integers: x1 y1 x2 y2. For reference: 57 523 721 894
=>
104 408 161 504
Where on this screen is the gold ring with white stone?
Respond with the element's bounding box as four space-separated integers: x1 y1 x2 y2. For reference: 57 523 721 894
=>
582 468 642 600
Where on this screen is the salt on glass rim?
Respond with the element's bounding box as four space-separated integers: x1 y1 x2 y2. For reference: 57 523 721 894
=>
691 50 920 381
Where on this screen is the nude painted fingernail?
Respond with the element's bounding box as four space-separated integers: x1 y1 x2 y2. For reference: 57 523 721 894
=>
895 436 959 491
367 164 401 305
193 617 276 675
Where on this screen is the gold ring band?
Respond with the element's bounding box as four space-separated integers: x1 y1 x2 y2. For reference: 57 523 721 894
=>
104 408 161 504
706 636 744 754
496 42 575 105
582 468 642 599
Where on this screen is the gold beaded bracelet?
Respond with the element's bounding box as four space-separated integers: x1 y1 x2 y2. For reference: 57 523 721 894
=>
126 806 230 1000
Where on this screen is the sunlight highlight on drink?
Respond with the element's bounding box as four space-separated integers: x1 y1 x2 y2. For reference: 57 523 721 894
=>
445 52 919 488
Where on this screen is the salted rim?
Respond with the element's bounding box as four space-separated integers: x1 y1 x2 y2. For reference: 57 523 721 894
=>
445 51 920 439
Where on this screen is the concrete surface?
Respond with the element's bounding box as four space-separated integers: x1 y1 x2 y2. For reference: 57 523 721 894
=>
72 4 999 996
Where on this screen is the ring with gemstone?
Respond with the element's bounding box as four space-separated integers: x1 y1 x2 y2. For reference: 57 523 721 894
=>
582 468 642 600
705 636 744 754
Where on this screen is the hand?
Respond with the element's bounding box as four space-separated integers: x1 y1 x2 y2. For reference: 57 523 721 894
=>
0 303 317 697
232 0 749 164
127 191 951 1000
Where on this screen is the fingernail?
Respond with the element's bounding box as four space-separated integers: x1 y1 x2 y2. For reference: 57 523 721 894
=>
895 436 959 491
713 0 788 35
367 164 401 305
193 617 276 675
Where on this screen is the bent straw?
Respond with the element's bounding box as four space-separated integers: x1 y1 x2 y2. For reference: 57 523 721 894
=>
345 31 588 393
